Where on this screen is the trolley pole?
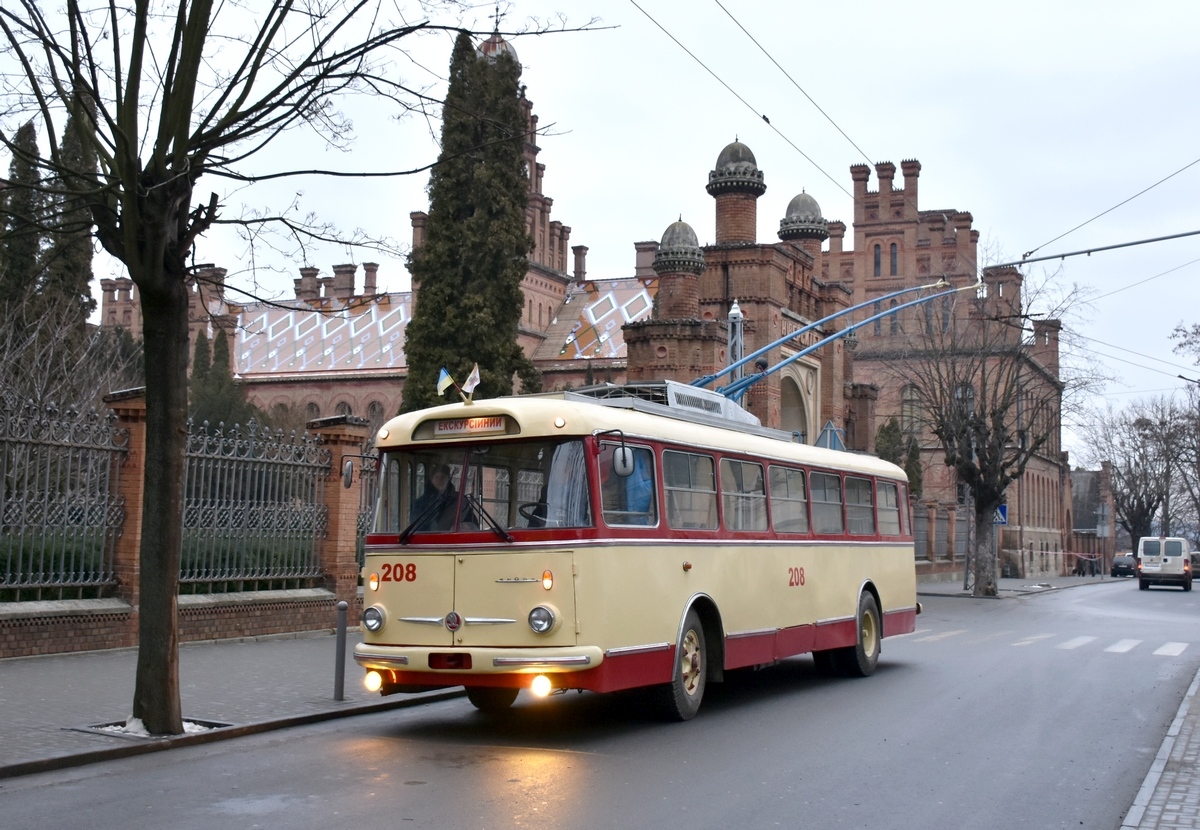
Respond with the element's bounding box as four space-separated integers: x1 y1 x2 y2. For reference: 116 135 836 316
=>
334 600 349 701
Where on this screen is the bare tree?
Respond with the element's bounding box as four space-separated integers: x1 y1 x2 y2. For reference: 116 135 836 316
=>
872 267 1085 596
1082 398 1179 552
0 1 585 734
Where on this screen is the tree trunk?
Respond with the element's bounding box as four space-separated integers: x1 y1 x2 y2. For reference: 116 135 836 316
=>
973 503 998 597
130 267 190 735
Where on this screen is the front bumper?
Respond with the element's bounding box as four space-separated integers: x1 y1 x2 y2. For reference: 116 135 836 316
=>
354 643 606 675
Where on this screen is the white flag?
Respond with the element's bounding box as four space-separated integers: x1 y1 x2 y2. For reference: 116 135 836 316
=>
462 363 481 394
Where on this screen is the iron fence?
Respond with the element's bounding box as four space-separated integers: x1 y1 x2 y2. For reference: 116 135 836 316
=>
355 442 379 569
180 420 330 592
0 402 128 601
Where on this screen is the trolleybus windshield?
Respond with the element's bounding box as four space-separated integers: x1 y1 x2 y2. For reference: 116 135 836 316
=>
376 438 593 537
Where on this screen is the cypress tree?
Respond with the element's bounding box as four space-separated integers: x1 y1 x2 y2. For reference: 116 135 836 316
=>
1 121 46 312
43 95 98 324
190 329 258 430
402 31 539 412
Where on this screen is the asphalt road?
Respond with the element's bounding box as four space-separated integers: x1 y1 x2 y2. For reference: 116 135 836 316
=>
3 579 1197 830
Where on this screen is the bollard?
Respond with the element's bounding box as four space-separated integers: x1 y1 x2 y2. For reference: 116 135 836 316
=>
334 600 349 701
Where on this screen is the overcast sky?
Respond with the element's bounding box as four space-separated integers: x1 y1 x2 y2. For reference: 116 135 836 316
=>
98 0 1200 454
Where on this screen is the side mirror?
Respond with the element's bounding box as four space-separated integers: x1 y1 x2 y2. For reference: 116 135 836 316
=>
613 446 634 478
342 459 354 489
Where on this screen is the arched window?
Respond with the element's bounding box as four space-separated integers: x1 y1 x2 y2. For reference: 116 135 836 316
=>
335 401 352 417
873 244 881 277
901 385 921 436
889 299 900 334
873 302 882 336
305 402 321 421
890 243 898 275
367 401 385 431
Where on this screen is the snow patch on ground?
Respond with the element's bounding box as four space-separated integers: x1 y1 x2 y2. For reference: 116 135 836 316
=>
98 717 213 737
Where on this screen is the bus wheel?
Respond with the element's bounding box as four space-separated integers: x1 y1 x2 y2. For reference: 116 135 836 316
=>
839 593 881 678
466 687 519 714
659 609 706 721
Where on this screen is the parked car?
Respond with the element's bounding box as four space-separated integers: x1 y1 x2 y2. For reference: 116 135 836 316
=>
1111 553 1137 578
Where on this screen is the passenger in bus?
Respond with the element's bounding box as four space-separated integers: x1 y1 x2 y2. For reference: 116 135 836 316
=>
625 453 654 525
411 464 459 531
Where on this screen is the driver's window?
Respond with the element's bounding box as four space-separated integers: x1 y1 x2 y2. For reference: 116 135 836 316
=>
600 444 657 526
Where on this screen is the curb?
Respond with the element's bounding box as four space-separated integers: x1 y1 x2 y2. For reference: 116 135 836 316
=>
1120 664 1200 828
0 688 465 781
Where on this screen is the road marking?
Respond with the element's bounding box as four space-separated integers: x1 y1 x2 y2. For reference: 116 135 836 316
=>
1154 642 1189 657
1012 634 1055 647
1057 636 1097 650
914 629 968 642
1105 639 1142 653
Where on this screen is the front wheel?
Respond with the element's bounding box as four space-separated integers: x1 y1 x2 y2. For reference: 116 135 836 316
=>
657 609 707 721
837 592 882 677
466 686 519 714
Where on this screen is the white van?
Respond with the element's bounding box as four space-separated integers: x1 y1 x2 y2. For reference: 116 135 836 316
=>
1137 537 1193 591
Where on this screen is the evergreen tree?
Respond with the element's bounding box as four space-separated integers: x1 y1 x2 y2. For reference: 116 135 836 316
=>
190 329 258 430
1 120 45 311
903 436 924 498
875 417 903 465
43 95 98 324
402 32 540 412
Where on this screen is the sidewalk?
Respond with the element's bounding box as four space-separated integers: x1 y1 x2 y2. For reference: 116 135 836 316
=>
0 629 460 779
2 578 1197 828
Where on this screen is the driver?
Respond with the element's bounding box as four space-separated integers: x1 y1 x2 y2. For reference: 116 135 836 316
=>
411 464 459 531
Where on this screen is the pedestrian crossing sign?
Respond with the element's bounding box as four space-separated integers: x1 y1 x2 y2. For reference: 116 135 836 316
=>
994 505 1008 525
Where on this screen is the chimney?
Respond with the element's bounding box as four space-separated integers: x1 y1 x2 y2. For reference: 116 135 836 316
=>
875 161 896 194
295 266 320 302
332 264 357 302
634 241 658 278
410 212 428 251
572 245 588 284
362 262 379 296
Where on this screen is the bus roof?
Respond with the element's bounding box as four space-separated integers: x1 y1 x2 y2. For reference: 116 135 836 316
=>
377 389 907 482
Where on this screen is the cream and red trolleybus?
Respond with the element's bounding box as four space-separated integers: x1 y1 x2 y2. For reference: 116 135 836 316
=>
354 381 918 720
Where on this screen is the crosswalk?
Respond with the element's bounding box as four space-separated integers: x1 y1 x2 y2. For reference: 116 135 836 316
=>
906 629 1192 656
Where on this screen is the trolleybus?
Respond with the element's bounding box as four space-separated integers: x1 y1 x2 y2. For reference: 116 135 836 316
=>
354 381 919 720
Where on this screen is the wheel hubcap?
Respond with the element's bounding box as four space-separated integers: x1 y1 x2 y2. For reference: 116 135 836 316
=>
862 611 878 656
681 629 702 696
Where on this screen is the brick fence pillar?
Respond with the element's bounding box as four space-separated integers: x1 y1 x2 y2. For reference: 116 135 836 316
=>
944 504 957 562
924 502 938 563
103 388 148 611
307 415 371 621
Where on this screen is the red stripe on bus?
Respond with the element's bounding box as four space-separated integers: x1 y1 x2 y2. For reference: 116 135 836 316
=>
883 607 917 637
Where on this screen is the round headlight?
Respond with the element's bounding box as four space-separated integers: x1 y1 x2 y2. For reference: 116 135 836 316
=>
362 605 385 632
528 606 555 634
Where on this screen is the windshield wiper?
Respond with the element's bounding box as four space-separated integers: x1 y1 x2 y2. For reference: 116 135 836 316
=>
469 493 514 543
397 493 448 545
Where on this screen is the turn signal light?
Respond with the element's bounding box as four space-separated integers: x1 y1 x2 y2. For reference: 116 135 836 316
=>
542 569 553 590
368 572 380 591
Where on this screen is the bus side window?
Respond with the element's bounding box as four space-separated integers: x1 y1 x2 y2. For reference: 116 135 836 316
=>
664 450 718 530
846 477 875 535
769 465 809 533
877 481 902 535
810 472 844 534
721 458 767 531
600 444 657 526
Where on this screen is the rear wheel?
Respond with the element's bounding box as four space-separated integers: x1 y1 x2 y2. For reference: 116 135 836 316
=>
834 592 882 677
1185 578 1193 592
466 686 519 714
657 609 706 721
1139 579 1149 591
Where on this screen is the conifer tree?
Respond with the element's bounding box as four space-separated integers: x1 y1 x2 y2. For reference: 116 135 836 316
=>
190 329 258 430
402 31 540 411
43 96 98 324
1 121 45 311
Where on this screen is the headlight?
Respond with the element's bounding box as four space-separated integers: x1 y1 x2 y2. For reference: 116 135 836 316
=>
528 605 555 634
363 605 386 632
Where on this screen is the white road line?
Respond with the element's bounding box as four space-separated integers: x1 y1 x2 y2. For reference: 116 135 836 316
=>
1057 636 1097 650
1154 642 1189 657
1012 634 1055 647
1105 639 1142 653
914 629 968 642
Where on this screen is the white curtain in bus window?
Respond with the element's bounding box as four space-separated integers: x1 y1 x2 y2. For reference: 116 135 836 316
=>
544 441 592 527
876 481 901 535
600 444 657 526
845 477 875 535
769 465 809 534
809 472 844 534
720 459 767 531
664 450 718 529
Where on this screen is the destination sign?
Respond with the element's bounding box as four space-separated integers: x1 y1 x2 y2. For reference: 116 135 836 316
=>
434 416 506 436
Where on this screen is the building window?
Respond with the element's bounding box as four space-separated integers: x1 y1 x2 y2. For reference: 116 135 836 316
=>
305 402 320 421
901 385 921 436
335 402 352 417
890 243 898 275
873 244 881 277
873 302 882 336
889 299 900 334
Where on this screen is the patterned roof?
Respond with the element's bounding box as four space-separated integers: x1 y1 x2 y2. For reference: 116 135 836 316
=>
533 277 658 364
231 277 658 377
234 295 409 377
